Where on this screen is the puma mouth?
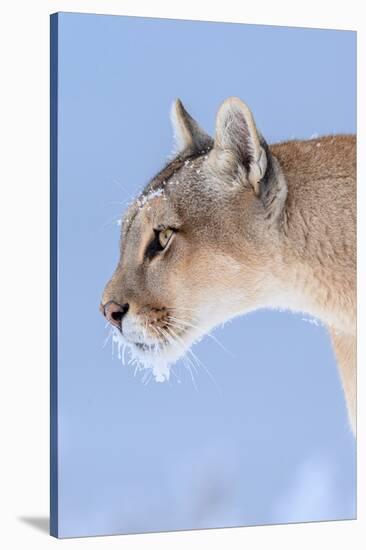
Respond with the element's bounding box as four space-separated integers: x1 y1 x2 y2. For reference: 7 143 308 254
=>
133 342 159 352
110 324 203 383
132 338 180 353
130 327 191 354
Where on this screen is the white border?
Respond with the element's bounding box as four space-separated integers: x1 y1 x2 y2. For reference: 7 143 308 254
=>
0 1 364 549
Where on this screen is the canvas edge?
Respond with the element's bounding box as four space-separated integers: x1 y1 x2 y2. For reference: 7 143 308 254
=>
50 11 59 539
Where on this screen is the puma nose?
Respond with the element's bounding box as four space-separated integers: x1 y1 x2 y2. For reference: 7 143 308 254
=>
102 301 129 330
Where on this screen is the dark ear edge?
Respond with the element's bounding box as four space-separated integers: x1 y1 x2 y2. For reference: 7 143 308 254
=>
257 142 288 222
170 99 213 155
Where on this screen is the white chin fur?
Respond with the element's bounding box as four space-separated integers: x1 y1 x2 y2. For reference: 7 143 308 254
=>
111 327 195 383
110 307 226 383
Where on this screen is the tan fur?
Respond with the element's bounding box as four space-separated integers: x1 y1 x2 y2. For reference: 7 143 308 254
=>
101 98 356 432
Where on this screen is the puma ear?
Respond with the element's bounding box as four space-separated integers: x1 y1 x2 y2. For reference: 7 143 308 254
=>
214 97 267 195
171 99 213 155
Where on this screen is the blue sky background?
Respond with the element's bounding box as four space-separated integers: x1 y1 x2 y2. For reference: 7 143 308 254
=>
55 13 356 538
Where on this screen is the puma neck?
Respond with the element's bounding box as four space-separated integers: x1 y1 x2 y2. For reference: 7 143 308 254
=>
263 135 356 332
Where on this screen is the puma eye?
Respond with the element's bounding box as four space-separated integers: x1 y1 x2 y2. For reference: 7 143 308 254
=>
158 228 174 249
145 227 176 260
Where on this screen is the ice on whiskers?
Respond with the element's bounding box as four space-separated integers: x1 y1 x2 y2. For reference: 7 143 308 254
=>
111 327 171 383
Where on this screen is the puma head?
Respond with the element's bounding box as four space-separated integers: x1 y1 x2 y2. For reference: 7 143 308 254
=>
101 97 287 380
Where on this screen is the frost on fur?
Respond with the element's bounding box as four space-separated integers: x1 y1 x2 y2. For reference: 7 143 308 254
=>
111 327 171 383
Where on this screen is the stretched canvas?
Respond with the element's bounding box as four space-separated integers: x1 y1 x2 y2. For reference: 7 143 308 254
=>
50 12 357 538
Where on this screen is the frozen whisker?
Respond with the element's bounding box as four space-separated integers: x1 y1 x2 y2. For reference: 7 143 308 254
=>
168 325 221 395
107 200 130 206
301 316 321 327
165 326 201 374
167 317 234 358
168 366 181 384
112 178 136 201
110 326 170 382
166 307 200 321
189 350 222 396
107 317 220 392
167 316 199 329
102 327 114 349
99 215 125 232
162 326 199 391
182 355 198 392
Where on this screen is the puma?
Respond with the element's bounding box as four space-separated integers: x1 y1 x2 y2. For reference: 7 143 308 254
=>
101 97 356 433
